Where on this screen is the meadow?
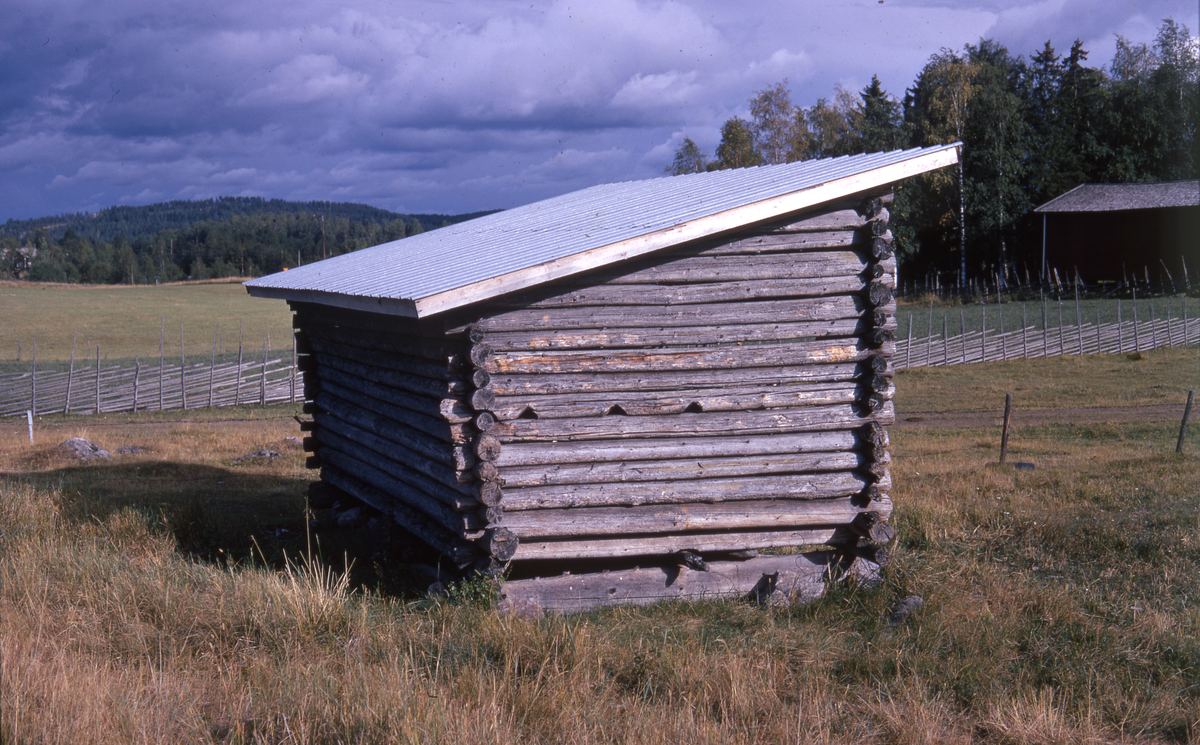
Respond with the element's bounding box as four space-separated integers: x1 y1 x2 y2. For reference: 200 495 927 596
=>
2 340 1199 743
0 280 295 373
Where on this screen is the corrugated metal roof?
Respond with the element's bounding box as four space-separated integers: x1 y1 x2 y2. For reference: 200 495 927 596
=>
246 145 959 317
1035 181 1199 213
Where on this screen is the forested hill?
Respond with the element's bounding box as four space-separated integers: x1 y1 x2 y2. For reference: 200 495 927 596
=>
0 198 498 284
0 196 491 245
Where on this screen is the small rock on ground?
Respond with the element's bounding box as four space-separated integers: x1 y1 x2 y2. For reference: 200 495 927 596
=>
232 449 282 465
59 438 112 461
887 595 924 627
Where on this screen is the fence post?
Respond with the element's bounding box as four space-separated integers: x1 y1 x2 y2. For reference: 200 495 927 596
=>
133 359 140 412
927 301 934 368
999 299 1006 361
65 331 77 415
1074 281 1083 354
30 338 36 417
1055 301 1063 355
159 317 165 412
209 329 217 408
960 309 966 364
942 314 948 367
1178 390 1195 454
1041 292 1048 358
260 336 268 405
1133 288 1140 351
1022 304 1028 359
291 331 297 403
95 344 101 415
1117 300 1123 353
906 316 912 368
981 306 987 361
1000 393 1013 465
236 321 243 406
180 325 187 411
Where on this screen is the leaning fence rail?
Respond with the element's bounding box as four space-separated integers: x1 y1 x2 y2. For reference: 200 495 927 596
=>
895 317 1200 370
1 359 300 417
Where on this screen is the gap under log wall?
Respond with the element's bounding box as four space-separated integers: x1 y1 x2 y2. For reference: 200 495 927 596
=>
292 193 898 610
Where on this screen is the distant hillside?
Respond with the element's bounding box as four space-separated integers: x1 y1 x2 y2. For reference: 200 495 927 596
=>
1 197 494 245
0 197 499 284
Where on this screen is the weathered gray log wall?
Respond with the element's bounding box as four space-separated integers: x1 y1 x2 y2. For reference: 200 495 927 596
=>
291 193 899 593
292 304 516 569
448 194 898 574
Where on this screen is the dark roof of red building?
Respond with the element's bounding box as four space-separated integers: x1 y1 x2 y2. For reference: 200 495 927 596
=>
1035 181 1199 213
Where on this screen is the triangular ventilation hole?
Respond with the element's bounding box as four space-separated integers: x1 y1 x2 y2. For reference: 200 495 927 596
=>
683 401 704 413
517 406 539 420
604 404 628 416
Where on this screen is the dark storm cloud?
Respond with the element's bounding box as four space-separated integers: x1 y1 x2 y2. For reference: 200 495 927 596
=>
0 0 1195 220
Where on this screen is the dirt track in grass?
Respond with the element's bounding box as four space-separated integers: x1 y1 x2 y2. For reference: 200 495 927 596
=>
894 402 1185 429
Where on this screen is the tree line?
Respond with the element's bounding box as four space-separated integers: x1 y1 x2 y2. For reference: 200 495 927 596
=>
668 19 1199 286
1 197 493 284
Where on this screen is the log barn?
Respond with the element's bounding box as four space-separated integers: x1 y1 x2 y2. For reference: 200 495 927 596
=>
1034 180 1200 286
245 145 960 613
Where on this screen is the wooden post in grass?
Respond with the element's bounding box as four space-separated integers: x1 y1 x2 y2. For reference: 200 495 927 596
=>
1117 300 1123 353
981 306 987 361
1022 305 1028 358
1178 390 1195 454
1000 393 1013 465
94 344 101 415
260 335 268 406
209 329 217 408
291 331 297 403
906 315 912 368
1057 301 1064 355
159 317 165 411
236 321 243 406
1132 288 1140 351
927 301 934 367
1074 278 1083 354
1041 292 1048 357
65 331 77 414
29 338 36 417
133 359 140 412
942 314 948 366
180 325 187 411
960 309 966 364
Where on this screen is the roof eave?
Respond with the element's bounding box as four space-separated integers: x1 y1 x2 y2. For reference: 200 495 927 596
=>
244 285 418 317
413 145 960 317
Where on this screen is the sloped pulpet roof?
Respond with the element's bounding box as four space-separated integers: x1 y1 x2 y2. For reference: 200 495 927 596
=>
1035 181 1199 213
245 145 960 318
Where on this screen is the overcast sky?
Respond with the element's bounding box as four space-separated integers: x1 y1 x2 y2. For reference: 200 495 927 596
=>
2 0 1195 221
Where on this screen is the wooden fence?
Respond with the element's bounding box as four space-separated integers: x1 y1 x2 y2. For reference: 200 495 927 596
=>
1 355 300 417
896 316 1200 369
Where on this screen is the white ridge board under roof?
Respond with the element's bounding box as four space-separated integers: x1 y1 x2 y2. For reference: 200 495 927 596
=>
245 144 960 318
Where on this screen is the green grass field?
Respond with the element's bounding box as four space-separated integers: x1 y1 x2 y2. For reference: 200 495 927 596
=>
0 280 295 372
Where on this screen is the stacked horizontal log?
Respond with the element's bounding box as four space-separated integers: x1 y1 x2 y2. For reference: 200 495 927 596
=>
450 194 899 579
292 303 515 569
